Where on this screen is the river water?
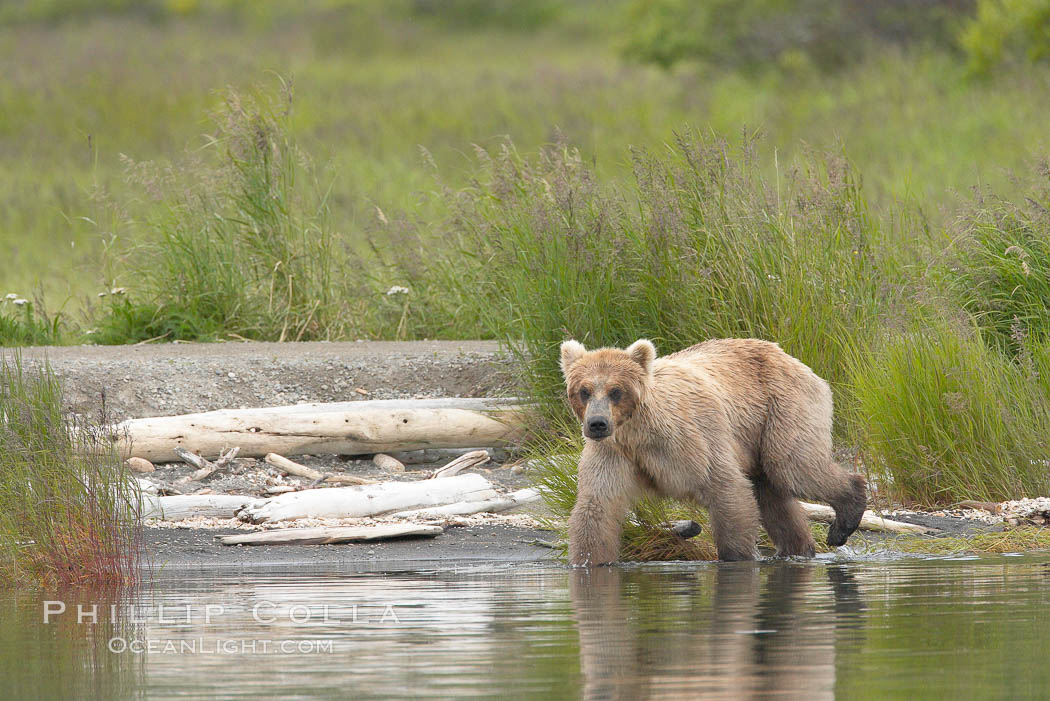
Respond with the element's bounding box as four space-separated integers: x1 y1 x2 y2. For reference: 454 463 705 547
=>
4 553 1049 699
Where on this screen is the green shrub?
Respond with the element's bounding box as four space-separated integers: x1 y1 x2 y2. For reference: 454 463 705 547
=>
959 0 1050 74
623 0 969 71
850 320 1050 505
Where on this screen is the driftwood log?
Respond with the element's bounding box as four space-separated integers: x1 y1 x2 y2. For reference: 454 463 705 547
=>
799 502 934 535
430 449 490 479
241 473 497 523
264 452 377 485
141 494 264 520
391 487 540 519
219 523 443 546
264 452 324 481
176 445 240 483
115 398 523 463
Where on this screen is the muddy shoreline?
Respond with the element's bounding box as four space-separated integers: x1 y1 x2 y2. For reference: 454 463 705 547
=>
140 513 1006 572
143 524 558 572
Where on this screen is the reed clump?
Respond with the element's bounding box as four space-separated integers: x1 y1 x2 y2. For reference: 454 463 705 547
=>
0 357 141 586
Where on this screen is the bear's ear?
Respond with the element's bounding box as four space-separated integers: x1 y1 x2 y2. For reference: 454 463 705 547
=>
626 339 656 376
560 340 587 377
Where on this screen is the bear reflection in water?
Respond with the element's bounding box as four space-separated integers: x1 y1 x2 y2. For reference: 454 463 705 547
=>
570 564 866 701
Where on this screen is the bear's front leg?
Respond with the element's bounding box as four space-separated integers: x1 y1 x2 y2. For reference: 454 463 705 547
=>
704 472 761 562
568 444 636 566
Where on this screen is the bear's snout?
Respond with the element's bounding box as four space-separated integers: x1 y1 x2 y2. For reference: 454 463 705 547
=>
585 415 611 440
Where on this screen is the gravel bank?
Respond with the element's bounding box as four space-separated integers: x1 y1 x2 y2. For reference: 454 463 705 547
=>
3 340 515 420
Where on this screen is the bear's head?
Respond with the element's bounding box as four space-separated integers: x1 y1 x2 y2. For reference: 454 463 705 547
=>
559 339 656 441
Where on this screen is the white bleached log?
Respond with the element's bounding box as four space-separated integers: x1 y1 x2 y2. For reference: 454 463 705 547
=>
265 452 325 481
391 487 540 519
220 523 443 546
141 494 264 520
174 446 209 470
799 502 934 535
241 473 497 523
115 398 522 462
430 449 490 479
136 478 158 495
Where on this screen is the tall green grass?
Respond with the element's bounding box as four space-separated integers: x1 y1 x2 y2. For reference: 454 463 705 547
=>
3 1 1050 533
93 87 347 343
0 356 141 585
423 132 902 430
850 321 1050 504
947 173 1050 355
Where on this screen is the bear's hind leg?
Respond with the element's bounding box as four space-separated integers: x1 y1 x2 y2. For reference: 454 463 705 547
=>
765 460 866 548
760 407 868 548
825 473 867 547
753 477 816 558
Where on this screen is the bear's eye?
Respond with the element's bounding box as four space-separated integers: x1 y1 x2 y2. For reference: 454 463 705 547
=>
609 388 623 403
578 388 591 403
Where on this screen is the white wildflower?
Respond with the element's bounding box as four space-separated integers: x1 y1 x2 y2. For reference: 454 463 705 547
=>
12 298 28 306
386 286 410 296
4 293 17 301
110 287 126 296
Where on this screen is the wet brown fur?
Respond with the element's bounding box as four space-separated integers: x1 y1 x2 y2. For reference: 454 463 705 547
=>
561 338 868 565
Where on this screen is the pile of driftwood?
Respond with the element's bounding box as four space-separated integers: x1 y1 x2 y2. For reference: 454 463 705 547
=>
124 398 930 546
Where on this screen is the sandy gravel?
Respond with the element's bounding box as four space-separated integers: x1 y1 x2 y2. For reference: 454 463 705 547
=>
3 340 514 420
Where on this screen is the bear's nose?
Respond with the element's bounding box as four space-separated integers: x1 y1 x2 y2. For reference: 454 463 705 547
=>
587 417 609 435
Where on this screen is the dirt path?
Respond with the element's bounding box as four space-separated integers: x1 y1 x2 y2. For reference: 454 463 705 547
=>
3 340 515 420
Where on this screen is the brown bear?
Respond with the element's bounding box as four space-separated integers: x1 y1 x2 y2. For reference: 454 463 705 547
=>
560 338 867 564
